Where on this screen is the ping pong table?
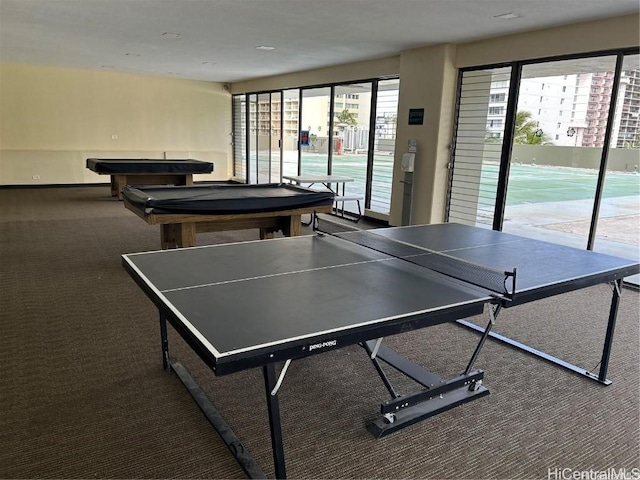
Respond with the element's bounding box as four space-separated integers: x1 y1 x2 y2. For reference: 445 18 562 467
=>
86 158 214 200
122 222 638 479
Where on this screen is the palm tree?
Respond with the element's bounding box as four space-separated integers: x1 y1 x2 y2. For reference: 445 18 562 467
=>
336 109 357 126
513 110 554 145
623 132 640 149
484 110 554 145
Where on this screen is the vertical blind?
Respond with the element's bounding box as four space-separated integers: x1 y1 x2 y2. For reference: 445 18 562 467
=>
232 95 247 181
447 67 512 226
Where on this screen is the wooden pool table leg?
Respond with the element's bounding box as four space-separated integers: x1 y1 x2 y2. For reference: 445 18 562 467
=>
111 175 126 199
286 214 302 237
161 223 197 249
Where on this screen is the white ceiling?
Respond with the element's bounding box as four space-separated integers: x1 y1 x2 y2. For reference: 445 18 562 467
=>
0 0 638 84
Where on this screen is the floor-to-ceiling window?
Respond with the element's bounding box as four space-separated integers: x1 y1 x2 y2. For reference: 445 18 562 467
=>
447 48 639 285
232 95 247 181
593 53 640 284
269 92 282 183
237 92 282 184
233 77 399 222
501 57 618 249
330 83 372 215
447 66 512 226
282 89 300 178
299 87 332 176
256 92 272 183
247 94 258 183
370 79 400 216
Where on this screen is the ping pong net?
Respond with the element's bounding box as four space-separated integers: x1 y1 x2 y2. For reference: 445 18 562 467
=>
332 230 517 301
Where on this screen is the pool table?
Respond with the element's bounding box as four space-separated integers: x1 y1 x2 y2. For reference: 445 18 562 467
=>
122 183 335 249
86 158 214 200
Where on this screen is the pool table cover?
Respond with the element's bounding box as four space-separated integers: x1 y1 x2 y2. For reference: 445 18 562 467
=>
121 183 336 215
86 158 214 175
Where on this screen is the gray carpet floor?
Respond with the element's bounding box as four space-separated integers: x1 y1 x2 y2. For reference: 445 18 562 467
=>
1 186 638 479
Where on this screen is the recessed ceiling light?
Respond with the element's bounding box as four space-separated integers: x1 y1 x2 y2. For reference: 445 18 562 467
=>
255 45 275 51
162 32 182 39
493 12 523 20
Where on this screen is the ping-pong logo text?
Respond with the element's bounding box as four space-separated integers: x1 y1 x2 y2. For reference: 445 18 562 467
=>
308 340 337 351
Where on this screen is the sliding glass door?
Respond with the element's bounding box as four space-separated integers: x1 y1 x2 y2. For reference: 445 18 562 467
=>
282 89 300 178
245 92 282 184
300 87 332 176
593 53 640 284
447 48 639 284
233 77 399 221
502 57 617 249
256 93 271 183
330 83 372 215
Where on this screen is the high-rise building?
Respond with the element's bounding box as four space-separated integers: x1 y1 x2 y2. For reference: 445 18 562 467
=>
612 69 640 148
486 69 640 148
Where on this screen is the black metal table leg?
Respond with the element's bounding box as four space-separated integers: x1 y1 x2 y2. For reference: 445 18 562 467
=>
263 364 287 479
172 362 267 479
598 279 622 383
159 311 170 371
463 304 500 375
456 282 624 385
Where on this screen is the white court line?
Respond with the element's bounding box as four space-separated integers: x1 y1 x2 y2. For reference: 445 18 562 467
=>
160 256 396 293
122 254 224 359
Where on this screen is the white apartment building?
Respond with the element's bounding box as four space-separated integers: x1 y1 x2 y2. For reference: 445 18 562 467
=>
487 69 640 149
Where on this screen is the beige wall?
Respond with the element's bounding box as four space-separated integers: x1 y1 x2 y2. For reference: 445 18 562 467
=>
392 44 457 225
0 63 232 185
455 15 640 68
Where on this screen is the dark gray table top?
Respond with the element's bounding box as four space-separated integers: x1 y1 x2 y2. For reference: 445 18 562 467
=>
122 223 639 373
